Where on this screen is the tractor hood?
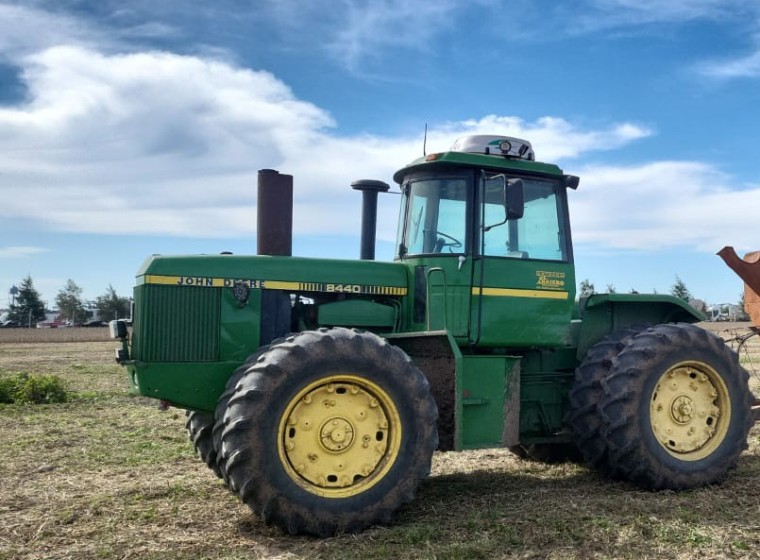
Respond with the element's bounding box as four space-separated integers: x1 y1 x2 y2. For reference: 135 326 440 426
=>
135 254 409 297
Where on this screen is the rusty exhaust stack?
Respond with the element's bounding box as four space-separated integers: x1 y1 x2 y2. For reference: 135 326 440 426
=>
257 169 293 256
351 179 390 260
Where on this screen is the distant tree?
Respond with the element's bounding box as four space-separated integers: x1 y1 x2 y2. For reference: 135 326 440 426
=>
606 283 617 294
671 276 692 303
579 279 595 298
55 279 86 324
8 276 46 327
95 285 130 321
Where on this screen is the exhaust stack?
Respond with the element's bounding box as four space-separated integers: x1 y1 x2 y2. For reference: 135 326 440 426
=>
257 169 293 256
352 179 390 260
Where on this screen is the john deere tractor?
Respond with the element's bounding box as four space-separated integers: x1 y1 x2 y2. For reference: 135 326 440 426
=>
112 135 755 536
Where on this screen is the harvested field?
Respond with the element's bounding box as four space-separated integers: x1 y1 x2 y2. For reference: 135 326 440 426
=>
1 324 759 560
0 327 111 344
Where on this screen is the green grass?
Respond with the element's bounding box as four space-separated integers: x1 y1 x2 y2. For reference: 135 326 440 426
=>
1 339 759 560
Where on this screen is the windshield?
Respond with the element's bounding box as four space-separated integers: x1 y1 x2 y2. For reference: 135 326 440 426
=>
398 177 468 256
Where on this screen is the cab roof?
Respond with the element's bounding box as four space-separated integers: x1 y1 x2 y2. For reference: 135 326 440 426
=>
393 134 564 184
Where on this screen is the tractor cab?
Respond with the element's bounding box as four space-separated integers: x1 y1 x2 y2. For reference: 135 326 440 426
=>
393 135 578 347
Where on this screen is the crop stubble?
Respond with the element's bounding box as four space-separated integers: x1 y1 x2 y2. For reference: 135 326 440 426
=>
0 325 759 560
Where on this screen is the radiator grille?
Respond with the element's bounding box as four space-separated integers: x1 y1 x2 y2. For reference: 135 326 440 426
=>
132 285 220 362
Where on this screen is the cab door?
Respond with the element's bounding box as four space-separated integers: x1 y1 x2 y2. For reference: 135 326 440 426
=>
470 173 576 347
397 170 475 340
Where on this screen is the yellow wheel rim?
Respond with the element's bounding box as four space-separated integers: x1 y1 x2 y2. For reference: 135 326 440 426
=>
650 360 731 461
277 375 402 498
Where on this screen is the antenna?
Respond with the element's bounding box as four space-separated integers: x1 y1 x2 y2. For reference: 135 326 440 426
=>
423 123 428 156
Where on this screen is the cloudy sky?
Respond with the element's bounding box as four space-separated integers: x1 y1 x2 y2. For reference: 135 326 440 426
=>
2 0 760 307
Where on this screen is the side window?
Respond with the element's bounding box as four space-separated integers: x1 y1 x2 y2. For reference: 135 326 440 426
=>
518 188 565 260
481 178 567 261
406 193 429 254
482 175 512 257
402 178 468 255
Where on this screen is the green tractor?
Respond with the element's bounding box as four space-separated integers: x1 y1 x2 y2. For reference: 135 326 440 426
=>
111 134 756 536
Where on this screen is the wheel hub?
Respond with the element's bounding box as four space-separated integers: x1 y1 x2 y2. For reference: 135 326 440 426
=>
277 376 402 498
671 396 694 424
319 417 355 452
650 362 730 459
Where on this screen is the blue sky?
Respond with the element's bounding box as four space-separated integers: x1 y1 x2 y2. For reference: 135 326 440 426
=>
2 0 760 308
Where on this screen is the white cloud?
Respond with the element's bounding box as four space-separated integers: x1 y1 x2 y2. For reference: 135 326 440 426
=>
578 0 760 83
252 0 467 74
326 0 460 70
0 246 48 258
1 39 755 257
433 115 651 161
0 44 651 242
588 0 745 24
572 161 760 253
0 4 107 59
697 49 760 79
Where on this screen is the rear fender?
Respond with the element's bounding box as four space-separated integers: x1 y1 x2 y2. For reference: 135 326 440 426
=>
576 293 705 360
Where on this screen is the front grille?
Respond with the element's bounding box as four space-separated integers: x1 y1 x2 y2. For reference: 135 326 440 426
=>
132 285 220 362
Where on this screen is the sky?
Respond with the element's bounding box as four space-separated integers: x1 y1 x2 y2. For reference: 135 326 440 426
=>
2 0 760 308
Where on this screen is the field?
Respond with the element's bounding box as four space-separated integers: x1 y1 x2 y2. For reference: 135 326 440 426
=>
1 325 759 560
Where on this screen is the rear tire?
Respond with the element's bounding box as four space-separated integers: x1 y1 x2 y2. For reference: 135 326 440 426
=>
601 323 753 490
568 325 647 475
221 328 438 536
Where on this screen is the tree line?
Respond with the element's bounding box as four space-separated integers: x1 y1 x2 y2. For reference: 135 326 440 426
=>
6 276 130 327
578 275 748 319
578 275 693 301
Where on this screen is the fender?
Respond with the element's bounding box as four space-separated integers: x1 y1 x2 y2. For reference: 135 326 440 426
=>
576 293 705 360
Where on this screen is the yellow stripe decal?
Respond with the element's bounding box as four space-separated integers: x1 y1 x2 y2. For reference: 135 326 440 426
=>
472 287 569 300
142 275 407 296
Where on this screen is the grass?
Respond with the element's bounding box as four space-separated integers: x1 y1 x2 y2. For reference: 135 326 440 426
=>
1 326 759 559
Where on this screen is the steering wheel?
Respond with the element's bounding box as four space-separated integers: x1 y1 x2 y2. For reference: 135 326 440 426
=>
435 231 463 253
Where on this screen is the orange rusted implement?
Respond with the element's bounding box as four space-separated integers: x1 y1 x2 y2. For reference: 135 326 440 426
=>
718 246 760 327
718 246 760 423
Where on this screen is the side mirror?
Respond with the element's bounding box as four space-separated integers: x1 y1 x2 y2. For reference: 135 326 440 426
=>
564 175 580 190
506 179 524 219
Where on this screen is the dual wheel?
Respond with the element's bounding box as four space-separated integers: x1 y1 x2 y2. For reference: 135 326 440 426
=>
569 322 753 489
186 328 437 536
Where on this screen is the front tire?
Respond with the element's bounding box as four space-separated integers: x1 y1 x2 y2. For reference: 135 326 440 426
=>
185 411 221 478
601 323 753 490
221 328 438 536
212 347 271 489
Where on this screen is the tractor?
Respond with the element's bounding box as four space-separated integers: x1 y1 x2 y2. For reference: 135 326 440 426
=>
111 134 756 536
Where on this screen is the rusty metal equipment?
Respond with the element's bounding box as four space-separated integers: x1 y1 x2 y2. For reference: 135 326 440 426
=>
717 246 760 326
718 246 760 422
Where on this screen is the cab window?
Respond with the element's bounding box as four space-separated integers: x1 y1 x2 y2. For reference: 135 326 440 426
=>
400 178 468 255
481 176 567 261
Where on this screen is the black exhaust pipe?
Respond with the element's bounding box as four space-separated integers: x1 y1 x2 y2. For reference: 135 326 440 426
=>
351 179 390 260
257 169 293 256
